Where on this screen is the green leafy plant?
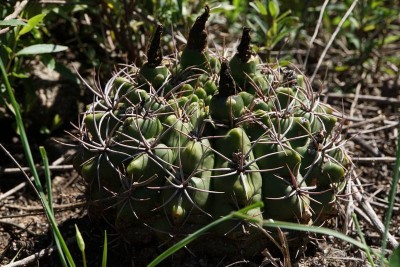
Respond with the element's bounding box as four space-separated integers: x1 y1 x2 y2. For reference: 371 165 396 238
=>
247 0 300 61
0 4 69 135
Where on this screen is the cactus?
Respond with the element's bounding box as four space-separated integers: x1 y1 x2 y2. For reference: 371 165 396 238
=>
73 7 351 257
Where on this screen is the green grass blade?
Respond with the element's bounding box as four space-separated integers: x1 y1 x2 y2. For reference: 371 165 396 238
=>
0 49 43 193
102 230 108 267
41 146 68 266
0 58 76 267
352 213 375 266
39 147 54 212
380 120 400 266
262 219 368 250
147 202 264 267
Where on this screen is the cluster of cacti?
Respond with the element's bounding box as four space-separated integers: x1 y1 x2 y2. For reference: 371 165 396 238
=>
73 6 350 255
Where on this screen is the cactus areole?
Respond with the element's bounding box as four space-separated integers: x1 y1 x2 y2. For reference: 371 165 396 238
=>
73 7 351 257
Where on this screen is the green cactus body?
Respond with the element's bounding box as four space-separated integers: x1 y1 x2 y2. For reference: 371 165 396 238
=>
138 24 169 92
262 174 309 221
239 91 255 107
309 188 337 223
204 80 218 95
119 116 163 141
274 87 295 110
229 55 259 87
73 11 352 257
253 140 301 177
209 93 244 123
139 64 169 90
80 153 122 192
161 114 191 148
296 106 337 135
84 106 125 142
270 116 311 148
229 27 261 91
181 48 209 70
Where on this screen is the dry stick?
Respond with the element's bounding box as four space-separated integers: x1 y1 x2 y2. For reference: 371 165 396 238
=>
0 219 38 236
310 0 359 82
0 212 46 219
342 115 386 130
0 0 29 34
354 206 373 226
349 73 366 118
3 237 76 267
353 157 397 163
370 201 399 211
328 93 400 105
336 113 396 125
356 123 399 135
6 202 86 212
350 136 382 157
303 0 329 69
345 177 355 234
0 156 67 201
2 165 73 175
351 172 399 248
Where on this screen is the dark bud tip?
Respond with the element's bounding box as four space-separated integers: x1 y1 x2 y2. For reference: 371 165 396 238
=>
147 24 164 67
236 27 252 62
187 5 210 52
218 61 236 96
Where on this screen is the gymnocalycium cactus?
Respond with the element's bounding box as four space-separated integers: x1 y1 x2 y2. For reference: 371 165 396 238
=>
73 7 351 256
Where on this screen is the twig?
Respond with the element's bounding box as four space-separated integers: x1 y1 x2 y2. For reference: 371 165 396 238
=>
351 174 399 248
342 115 386 130
303 0 329 69
1 165 73 175
0 0 29 35
328 93 400 105
0 156 69 201
0 144 40 200
4 0 28 20
353 157 396 163
6 202 86 212
354 206 373 226
310 0 359 82
0 212 46 219
355 123 399 135
369 201 399 212
0 182 27 202
0 220 38 236
3 237 76 267
350 136 382 157
349 73 366 118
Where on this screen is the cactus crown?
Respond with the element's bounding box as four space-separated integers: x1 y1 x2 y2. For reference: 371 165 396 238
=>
236 27 252 62
146 24 164 67
218 61 237 96
186 5 210 52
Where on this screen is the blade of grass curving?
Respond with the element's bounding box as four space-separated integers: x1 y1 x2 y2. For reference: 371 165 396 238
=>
40 146 67 267
147 202 264 267
102 230 108 267
352 213 375 266
40 147 54 212
380 121 400 266
261 219 367 250
0 58 75 267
